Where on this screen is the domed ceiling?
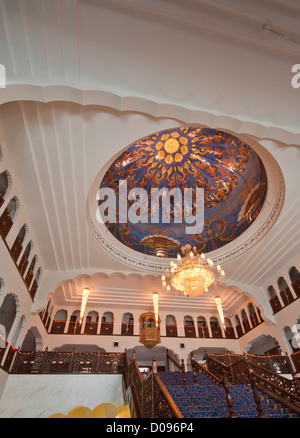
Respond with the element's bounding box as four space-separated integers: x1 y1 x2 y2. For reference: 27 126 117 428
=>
99 126 267 258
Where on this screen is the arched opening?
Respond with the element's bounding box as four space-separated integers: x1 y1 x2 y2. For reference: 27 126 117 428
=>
283 326 299 353
0 171 11 207
121 312 134 336
10 224 27 262
184 315 196 338
126 345 174 373
241 308 251 333
25 255 37 288
278 276 294 306
210 316 222 338
20 328 36 352
197 316 209 338
100 311 114 335
0 293 17 340
267 285 282 314
84 311 99 335
247 302 258 327
0 196 18 238
246 334 282 355
165 314 177 337
30 267 41 299
289 266 300 297
191 346 233 364
68 310 81 334
235 314 243 337
50 309 67 334
224 317 236 339
18 241 32 276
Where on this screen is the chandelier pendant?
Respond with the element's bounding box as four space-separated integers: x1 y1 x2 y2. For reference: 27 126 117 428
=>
161 245 225 297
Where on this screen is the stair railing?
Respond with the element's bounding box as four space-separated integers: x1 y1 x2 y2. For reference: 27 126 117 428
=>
166 348 186 385
190 352 234 417
123 350 183 418
206 352 300 415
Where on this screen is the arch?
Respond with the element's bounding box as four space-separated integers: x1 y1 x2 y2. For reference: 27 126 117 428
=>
289 266 300 283
0 293 17 339
278 276 294 306
248 302 259 327
25 255 37 288
224 317 236 339
50 309 67 334
289 267 300 298
54 309 68 321
6 196 18 220
18 241 33 276
67 310 81 334
184 315 196 338
197 316 209 338
84 310 99 335
20 326 43 352
0 170 11 205
121 312 134 336
30 267 42 299
278 276 288 291
210 316 223 338
235 314 243 337
165 314 177 337
0 196 19 238
245 334 282 356
283 326 298 354
127 345 178 372
267 285 277 299
100 311 114 335
11 224 28 262
241 308 251 333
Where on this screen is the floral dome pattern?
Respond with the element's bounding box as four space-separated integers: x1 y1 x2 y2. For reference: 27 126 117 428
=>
99 126 268 258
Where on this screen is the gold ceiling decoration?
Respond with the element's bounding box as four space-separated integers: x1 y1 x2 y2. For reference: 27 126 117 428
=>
161 244 225 297
141 234 181 258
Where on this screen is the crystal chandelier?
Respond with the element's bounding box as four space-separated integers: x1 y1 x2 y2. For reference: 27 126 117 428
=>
161 245 225 297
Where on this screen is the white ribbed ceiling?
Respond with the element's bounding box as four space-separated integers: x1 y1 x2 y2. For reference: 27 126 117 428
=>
0 0 299 315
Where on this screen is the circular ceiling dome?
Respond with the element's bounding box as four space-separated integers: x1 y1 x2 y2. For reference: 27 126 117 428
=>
98 126 268 258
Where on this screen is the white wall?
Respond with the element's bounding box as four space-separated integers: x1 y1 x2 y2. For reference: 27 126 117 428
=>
0 373 123 418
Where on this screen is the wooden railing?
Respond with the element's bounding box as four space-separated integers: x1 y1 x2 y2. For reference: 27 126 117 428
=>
2 346 125 374
123 350 183 418
190 353 235 417
205 352 300 414
166 348 186 385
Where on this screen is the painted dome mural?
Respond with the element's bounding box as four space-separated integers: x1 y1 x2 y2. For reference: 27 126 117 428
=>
99 126 268 258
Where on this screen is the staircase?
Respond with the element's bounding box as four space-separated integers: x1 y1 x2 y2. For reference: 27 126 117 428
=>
158 371 300 418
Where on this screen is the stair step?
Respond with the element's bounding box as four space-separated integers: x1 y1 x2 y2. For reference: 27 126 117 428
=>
158 371 297 419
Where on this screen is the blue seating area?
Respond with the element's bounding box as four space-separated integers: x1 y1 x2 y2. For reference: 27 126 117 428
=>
158 371 300 418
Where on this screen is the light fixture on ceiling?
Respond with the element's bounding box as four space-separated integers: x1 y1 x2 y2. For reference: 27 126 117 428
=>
80 288 90 323
152 292 159 327
214 296 225 329
161 244 225 297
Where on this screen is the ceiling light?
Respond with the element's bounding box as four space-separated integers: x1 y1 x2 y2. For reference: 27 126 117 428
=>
161 245 225 297
80 288 90 323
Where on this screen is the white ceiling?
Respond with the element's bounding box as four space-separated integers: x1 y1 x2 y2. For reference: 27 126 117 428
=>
0 0 300 315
